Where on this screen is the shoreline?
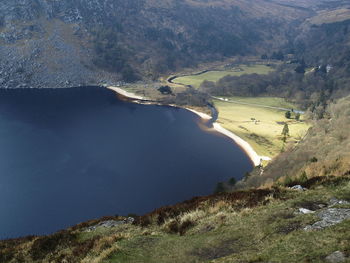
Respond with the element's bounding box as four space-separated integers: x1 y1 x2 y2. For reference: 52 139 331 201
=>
106 86 269 166
212 123 270 166
184 108 212 120
108 86 145 100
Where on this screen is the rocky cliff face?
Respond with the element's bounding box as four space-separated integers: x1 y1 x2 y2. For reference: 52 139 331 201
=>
0 0 123 89
0 0 313 88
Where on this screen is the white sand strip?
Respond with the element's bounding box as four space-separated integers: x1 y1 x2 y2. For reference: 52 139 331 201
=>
213 123 271 166
107 86 145 100
185 107 272 166
185 108 212 120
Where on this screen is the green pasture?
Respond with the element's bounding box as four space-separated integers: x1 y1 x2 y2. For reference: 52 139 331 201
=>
214 97 310 158
172 64 274 88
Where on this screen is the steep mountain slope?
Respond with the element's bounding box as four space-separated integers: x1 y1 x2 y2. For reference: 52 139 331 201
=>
270 0 348 10
0 0 312 89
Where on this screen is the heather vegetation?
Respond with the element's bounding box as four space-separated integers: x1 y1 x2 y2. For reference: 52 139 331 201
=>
1 175 349 262
237 95 350 189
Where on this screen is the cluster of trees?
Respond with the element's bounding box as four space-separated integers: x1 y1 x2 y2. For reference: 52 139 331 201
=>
200 63 350 118
80 0 307 81
261 51 284 60
285 111 300 120
91 27 140 82
158 85 173 95
162 87 209 107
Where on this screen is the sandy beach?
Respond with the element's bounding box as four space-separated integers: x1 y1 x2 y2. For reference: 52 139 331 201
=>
107 86 145 100
212 123 271 166
107 86 269 166
184 108 212 120
181 110 272 166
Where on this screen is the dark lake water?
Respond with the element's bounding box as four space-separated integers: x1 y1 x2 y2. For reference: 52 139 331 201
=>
0 87 252 238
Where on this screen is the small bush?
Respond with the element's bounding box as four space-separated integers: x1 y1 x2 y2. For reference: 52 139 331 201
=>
299 171 308 184
72 238 96 258
283 176 293 186
167 220 179 234
214 182 225 194
30 231 76 260
228 177 237 186
138 216 152 227
166 219 194 235
179 220 194 235
158 85 173 95
310 157 318 163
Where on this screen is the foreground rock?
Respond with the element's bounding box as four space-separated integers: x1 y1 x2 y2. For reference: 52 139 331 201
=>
325 251 346 263
85 217 135 232
329 198 350 207
304 208 350 230
290 185 307 191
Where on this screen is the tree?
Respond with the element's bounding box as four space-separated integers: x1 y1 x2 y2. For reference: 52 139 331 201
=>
214 182 225 194
295 64 306 74
295 113 301 121
244 172 251 180
310 157 318 163
282 123 289 140
299 171 308 184
228 177 236 186
285 111 291 119
271 51 284 60
158 85 173 95
121 65 139 82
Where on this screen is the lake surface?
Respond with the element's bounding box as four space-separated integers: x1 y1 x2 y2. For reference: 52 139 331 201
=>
0 87 252 238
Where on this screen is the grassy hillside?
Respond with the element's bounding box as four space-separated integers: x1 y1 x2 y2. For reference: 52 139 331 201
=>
238 95 350 189
1 175 349 262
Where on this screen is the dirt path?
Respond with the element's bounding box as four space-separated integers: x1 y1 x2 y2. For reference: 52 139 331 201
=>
212 96 304 114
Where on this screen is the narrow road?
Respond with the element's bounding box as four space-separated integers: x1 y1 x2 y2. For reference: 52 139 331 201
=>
167 76 304 114
212 96 304 114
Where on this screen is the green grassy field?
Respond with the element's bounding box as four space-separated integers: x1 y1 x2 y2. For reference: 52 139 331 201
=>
214 97 310 158
3 172 349 262
172 64 274 88
103 176 350 263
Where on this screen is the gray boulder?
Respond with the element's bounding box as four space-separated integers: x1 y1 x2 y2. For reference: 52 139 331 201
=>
304 208 350 230
290 185 307 191
325 251 346 263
